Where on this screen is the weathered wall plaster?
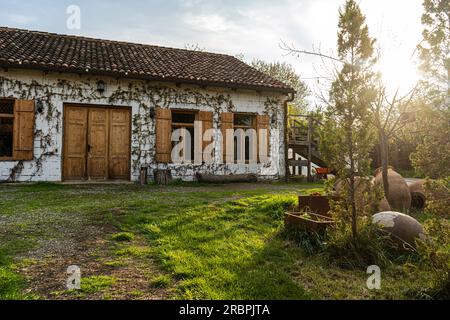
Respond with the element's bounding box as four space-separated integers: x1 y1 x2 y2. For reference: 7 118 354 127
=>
0 68 288 182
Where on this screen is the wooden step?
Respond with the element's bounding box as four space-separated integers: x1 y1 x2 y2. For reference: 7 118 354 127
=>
288 159 309 167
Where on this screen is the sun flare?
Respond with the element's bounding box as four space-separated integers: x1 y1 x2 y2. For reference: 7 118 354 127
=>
378 54 420 93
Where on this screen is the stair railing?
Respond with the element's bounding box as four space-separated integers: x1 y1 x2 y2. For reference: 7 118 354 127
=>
287 114 323 182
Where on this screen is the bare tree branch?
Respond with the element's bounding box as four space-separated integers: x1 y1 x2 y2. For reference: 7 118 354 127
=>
383 89 399 132
279 40 345 64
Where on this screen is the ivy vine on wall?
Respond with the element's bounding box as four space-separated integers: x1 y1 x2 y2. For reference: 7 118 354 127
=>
0 72 283 181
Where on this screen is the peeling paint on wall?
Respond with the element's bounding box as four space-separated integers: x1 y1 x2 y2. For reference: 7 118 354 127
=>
0 68 288 182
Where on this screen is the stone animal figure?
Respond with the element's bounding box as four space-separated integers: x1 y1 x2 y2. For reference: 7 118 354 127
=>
374 168 411 212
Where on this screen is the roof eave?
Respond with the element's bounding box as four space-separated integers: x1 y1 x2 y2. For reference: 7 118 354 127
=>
0 62 295 95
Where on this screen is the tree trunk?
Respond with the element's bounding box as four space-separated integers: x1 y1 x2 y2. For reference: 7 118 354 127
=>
154 169 172 185
196 173 258 183
348 130 358 241
139 166 148 186
447 66 450 107
349 173 357 241
307 116 313 182
379 132 390 199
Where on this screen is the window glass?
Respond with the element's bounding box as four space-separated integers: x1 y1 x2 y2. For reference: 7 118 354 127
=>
234 114 253 127
233 114 255 163
186 127 195 161
172 112 195 124
233 135 251 162
171 127 195 162
171 111 196 162
0 118 13 157
0 100 14 115
245 136 250 161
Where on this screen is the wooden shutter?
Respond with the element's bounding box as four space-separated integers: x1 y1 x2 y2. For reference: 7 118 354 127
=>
257 114 270 164
13 100 35 161
155 107 172 163
221 112 234 163
109 109 131 179
63 106 88 180
198 111 214 159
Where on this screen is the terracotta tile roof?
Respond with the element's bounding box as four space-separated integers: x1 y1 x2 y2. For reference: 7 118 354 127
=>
0 27 294 93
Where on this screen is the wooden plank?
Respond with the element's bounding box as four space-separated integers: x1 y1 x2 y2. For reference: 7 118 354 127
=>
288 140 309 147
109 108 131 179
257 114 270 163
87 108 109 180
198 111 214 160
63 106 88 180
220 112 234 163
155 107 172 163
13 99 35 160
197 173 258 183
288 160 309 167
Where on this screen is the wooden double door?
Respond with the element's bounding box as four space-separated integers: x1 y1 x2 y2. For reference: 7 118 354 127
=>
63 105 131 181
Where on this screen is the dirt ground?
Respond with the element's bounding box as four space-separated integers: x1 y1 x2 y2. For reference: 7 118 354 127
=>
13 209 168 300
1 182 310 300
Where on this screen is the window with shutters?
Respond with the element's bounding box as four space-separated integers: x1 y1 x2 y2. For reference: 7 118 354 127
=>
172 110 197 162
221 112 270 165
0 98 35 161
0 99 15 159
233 113 257 163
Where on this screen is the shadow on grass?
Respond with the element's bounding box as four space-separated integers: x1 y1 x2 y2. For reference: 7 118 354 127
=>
114 194 311 300
231 232 311 300
0 182 323 300
18 182 67 193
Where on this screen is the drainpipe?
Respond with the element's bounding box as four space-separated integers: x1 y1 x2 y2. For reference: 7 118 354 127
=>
283 92 295 183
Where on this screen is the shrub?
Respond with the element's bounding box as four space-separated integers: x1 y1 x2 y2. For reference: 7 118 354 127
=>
284 182 395 268
324 222 395 269
424 178 450 218
327 177 385 223
284 228 325 255
416 218 450 299
286 216 398 269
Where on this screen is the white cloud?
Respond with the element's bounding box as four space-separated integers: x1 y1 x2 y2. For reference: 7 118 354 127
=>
183 13 237 32
180 0 204 8
0 0 425 98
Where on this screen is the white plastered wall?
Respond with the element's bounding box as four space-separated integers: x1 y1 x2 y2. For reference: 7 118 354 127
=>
0 68 288 182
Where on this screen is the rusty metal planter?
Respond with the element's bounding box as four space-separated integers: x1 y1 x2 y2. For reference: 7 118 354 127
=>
284 212 335 234
284 195 339 233
298 195 340 217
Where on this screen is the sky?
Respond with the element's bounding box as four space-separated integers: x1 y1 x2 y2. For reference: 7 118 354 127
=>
0 0 424 103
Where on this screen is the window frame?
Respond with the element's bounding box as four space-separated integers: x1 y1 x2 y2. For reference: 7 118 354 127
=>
0 98 16 161
171 109 198 163
233 113 256 130
232 113 257 164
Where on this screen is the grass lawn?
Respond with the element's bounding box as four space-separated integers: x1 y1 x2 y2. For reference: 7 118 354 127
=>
0 182 437 300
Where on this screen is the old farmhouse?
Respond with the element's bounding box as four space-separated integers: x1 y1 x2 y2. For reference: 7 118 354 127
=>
0 27 294 183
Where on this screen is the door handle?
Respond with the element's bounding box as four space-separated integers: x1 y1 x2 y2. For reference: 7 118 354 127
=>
87 144 92 153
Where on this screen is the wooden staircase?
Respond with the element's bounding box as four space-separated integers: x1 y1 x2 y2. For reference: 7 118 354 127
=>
288 115 327 181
